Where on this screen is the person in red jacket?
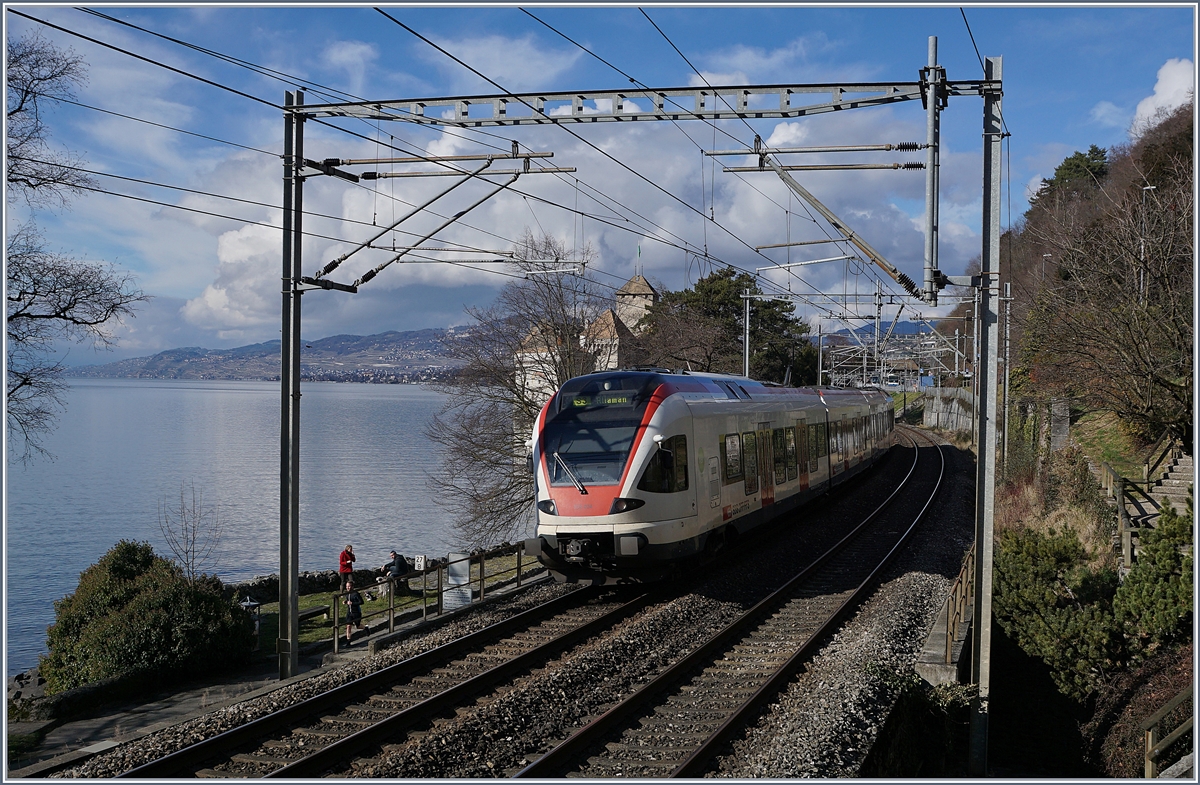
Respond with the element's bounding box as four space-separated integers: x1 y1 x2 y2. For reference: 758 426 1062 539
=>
339 544 355 584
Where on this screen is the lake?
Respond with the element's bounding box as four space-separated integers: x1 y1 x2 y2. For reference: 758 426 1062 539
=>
6 379 473 677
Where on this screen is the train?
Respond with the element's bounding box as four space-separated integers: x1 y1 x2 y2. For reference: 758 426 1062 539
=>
524 369 895 584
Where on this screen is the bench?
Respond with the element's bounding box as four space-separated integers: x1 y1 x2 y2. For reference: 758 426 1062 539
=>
298 605 331 622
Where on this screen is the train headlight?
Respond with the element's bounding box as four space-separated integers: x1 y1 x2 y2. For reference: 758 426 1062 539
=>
609 497 645 514
536 499 557 515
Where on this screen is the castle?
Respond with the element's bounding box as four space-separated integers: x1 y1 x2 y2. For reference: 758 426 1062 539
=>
516 273 659 406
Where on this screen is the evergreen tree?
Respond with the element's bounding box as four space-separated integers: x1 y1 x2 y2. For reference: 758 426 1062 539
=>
1114 492 1194 657
41 540 253 693
638 268 815 383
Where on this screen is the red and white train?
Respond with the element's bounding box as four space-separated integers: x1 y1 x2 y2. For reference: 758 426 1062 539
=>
525 369 894 584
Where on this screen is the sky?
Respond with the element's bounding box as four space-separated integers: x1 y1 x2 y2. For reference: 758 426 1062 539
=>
5 3 1196 364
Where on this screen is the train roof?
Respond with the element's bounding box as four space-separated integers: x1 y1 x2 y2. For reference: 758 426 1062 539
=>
559 369 889 403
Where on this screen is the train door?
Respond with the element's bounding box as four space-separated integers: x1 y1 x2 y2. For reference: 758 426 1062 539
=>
706 456 721 509
772 428 788 489
829 419 842 476
757 425 774 505
796 420 809 490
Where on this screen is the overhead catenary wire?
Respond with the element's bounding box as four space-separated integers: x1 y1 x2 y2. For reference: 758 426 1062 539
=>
23 7 865 307
57 7 760 282
638 8 899 299
374 7 806 288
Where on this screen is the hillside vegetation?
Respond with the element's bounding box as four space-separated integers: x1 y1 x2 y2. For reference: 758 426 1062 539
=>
983 104 1193 776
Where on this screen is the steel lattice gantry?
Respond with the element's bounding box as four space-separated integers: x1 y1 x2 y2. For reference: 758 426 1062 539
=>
293 80 992 125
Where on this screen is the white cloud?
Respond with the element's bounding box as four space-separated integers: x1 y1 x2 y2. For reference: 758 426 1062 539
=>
321 40 379 97
1089 100 1129 129
421 34 582 93
180 225 279 340
1132 58 1194 136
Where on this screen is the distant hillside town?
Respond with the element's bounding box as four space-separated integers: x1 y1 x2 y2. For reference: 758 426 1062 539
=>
66 328 465 383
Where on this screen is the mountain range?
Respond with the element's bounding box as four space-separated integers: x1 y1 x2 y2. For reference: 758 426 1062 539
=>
66 328 463 383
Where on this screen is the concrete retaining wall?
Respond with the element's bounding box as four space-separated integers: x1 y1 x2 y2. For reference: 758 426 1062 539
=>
923 388 973 432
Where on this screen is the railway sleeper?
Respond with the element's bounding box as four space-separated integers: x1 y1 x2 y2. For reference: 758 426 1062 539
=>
580 758 679 774
664 696 746 712
231 753 297 766
604 741 706 755
345 702 401 715
194 768 239 778
680 682 760 696
319 714 382 727
293 726 347 738
650 705 732 720
702 661 777 674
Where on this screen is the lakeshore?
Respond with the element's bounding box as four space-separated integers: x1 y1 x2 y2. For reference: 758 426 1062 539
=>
6 379 465 677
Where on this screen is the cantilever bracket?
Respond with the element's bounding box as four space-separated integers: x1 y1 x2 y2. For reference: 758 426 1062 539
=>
302 158 360 183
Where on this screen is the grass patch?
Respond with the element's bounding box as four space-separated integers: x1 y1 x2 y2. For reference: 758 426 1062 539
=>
1072 411 1145 480
7 731 43 768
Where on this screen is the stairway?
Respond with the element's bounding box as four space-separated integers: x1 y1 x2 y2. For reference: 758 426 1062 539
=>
1148 453 1194 520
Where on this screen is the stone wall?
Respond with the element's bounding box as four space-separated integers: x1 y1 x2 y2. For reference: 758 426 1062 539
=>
222 568 379 604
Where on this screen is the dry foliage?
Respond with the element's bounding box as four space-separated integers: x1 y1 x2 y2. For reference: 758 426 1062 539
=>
426 231 610 547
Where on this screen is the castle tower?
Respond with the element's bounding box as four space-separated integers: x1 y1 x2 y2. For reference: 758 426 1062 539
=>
614 274 659 335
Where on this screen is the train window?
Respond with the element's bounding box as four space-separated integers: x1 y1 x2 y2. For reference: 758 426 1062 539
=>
817 422 828 458
720 433 743 483
637 435 689 493
772 428 787 485
742 431 759 495
786 427 799 481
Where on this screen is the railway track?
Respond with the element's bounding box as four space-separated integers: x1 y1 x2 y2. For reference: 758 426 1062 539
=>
116 587 652 778
516 426 945 778
111 427 945 779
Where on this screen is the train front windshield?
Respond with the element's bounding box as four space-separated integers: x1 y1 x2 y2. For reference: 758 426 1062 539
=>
541 374 661 488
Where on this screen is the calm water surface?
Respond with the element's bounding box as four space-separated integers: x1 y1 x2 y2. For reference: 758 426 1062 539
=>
6 379 461 677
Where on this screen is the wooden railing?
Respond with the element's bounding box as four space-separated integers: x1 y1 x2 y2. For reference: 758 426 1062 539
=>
331 541 543 653
944 543 976 664
1144 430 1183 493
1098 461 1136 566
1142 682 1193 777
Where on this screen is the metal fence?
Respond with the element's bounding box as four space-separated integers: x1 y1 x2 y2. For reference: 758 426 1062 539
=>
330 541 541 653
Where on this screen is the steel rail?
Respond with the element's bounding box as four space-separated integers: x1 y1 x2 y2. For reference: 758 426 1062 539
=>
514 430 927 778
118 586 604 777
671 427 945 776
264 589 658 778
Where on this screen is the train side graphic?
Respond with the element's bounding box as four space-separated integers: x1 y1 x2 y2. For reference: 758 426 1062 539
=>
525 370 895 584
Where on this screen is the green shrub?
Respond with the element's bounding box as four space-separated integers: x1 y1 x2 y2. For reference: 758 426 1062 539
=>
40 540 253 694
993 526 1122 702
1114 492 1193 658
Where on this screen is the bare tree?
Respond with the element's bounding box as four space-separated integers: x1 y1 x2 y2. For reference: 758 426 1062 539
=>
7 29 94 207
6 32 147 462
158 480 223 583
6 223 147 462
1024 154 1192 448
427 230 608 546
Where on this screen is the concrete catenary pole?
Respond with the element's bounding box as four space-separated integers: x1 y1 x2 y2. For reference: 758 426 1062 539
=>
279 91 304 680
923 36 942 305
969 55 1003 777
816 324 823 386
743 289 751 377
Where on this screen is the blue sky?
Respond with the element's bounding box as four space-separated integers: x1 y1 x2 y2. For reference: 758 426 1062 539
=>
6 4 1195 363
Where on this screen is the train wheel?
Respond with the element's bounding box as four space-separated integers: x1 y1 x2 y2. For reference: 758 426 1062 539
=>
703 526 727 556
